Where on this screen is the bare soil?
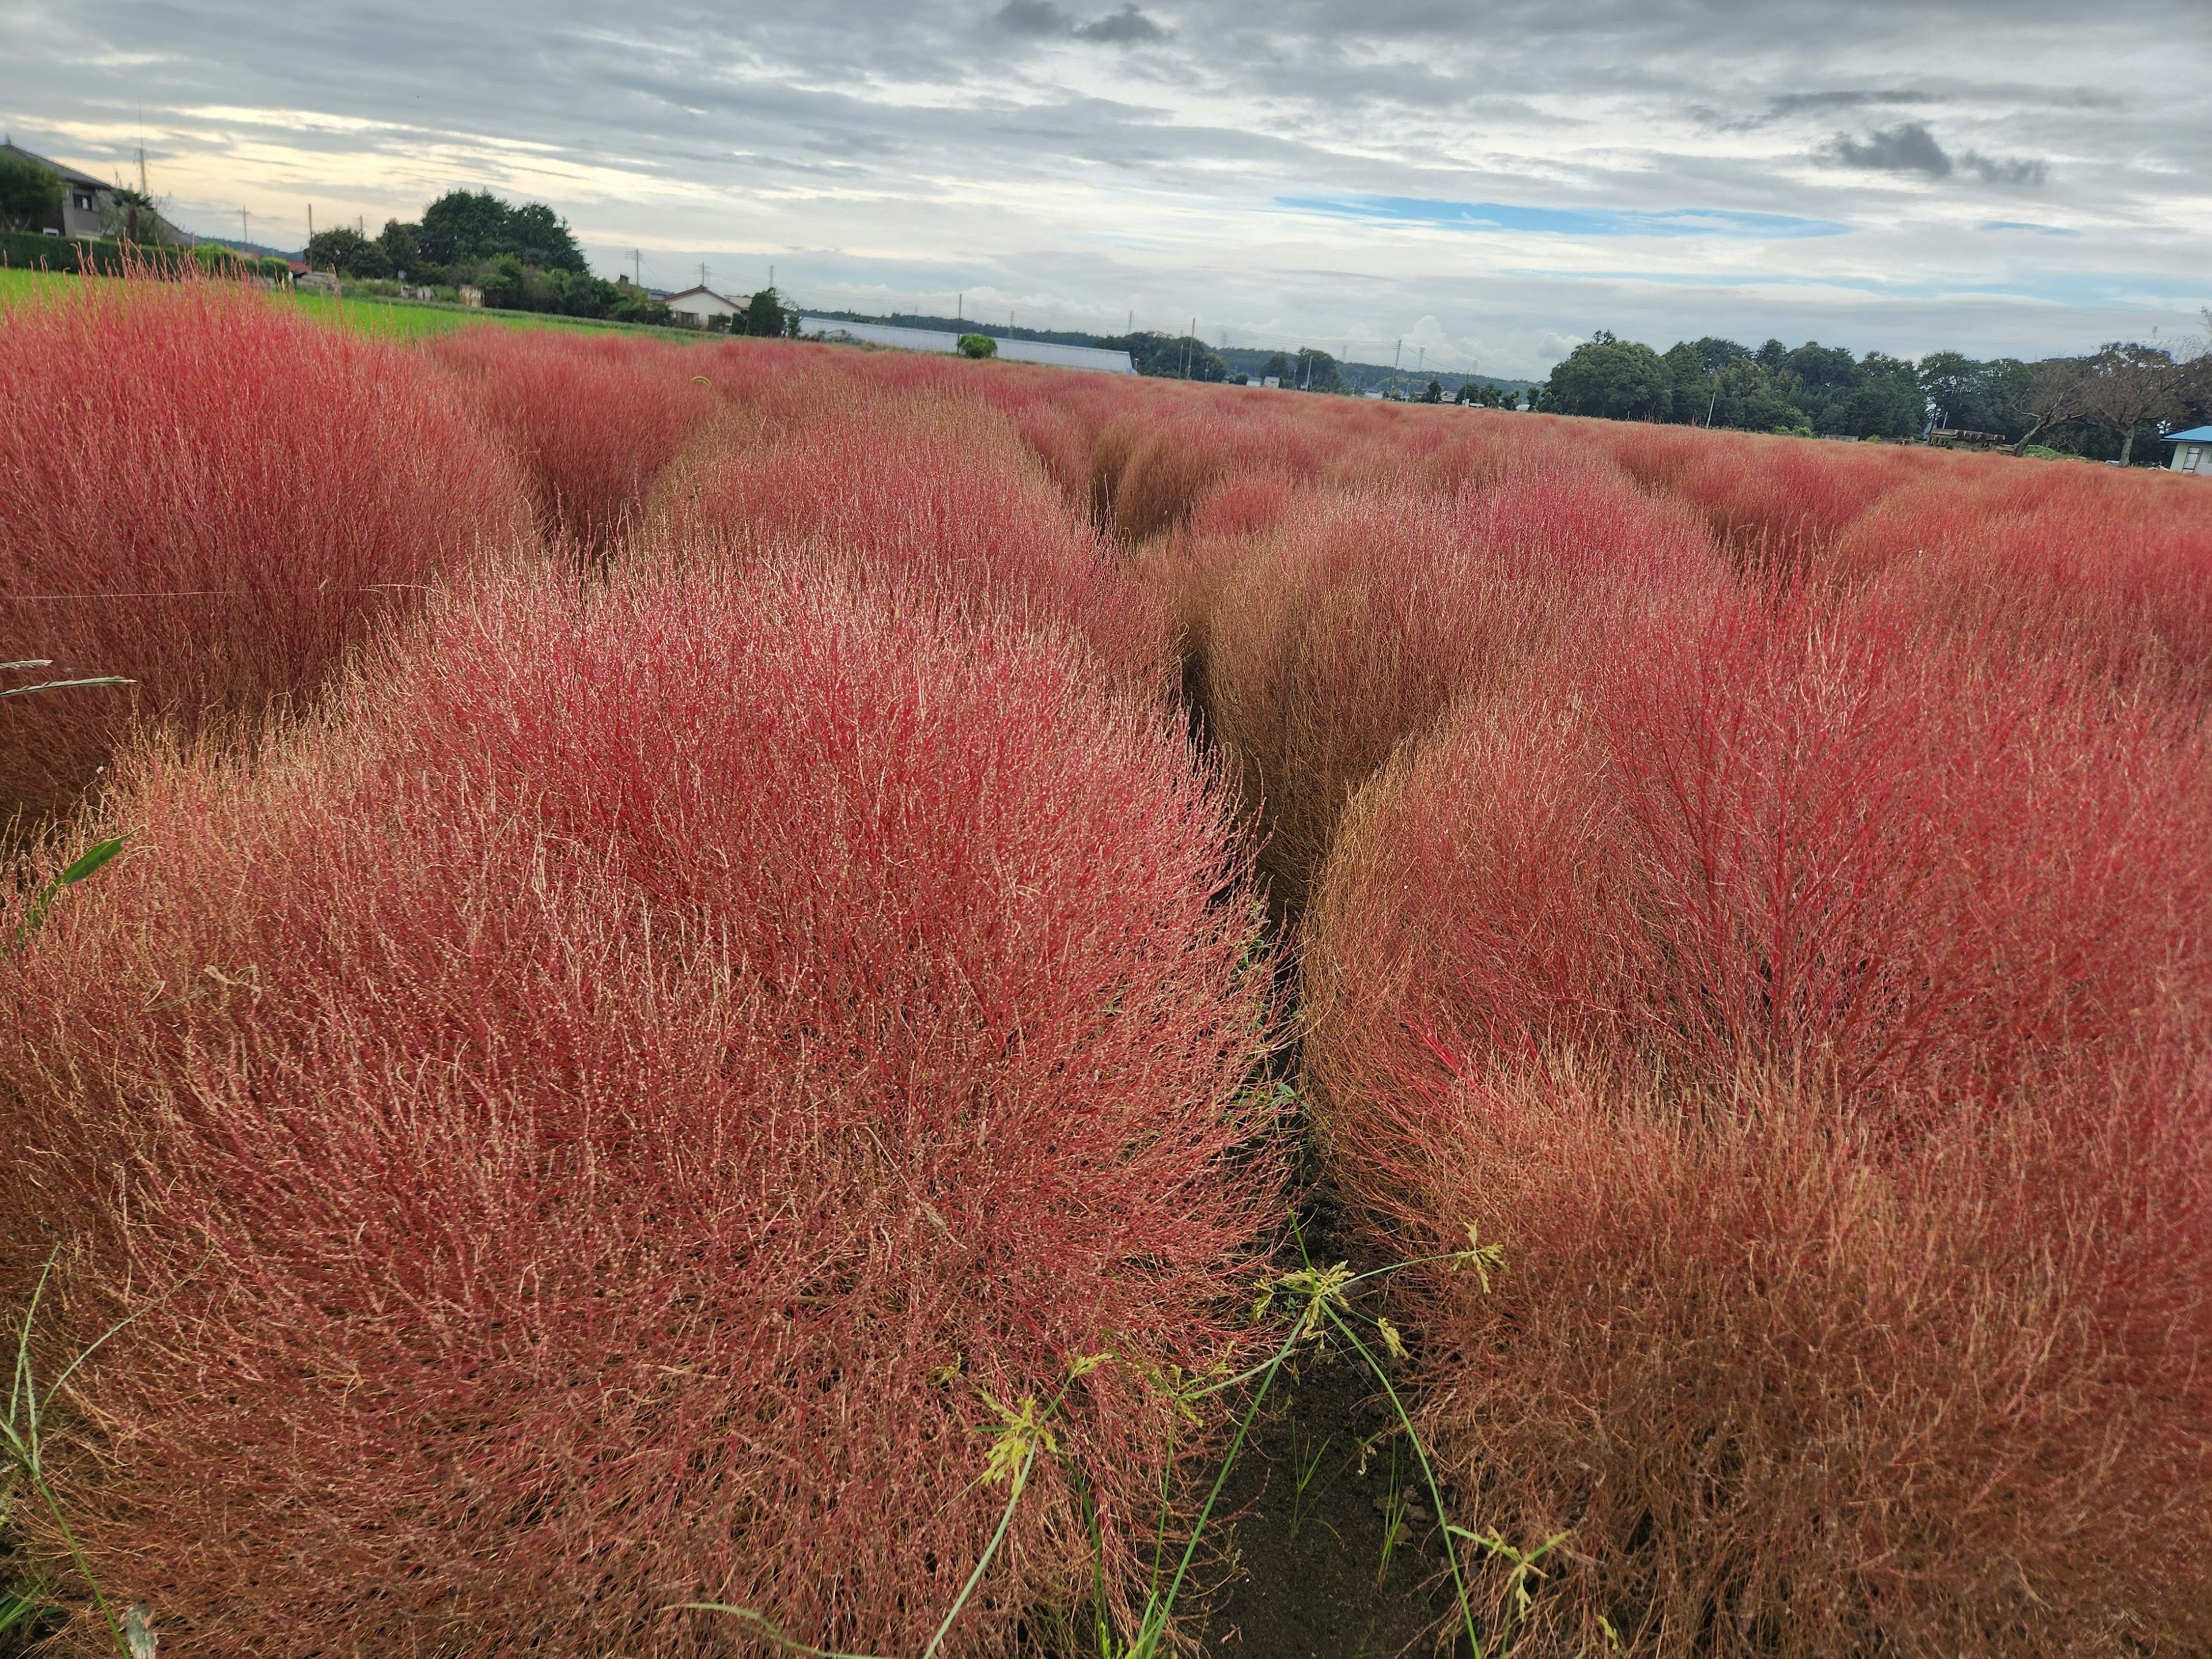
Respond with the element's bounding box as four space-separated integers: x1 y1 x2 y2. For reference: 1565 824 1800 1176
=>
1190 1184 1465 1659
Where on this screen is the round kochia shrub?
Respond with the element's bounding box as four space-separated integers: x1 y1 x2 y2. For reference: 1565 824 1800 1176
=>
647 389 1171 695
0 277 532 821
1319 1064 2211 1658
0 565 1281 1658
426 325 718 558
1195 465 1719 911
1304 599 2212 1656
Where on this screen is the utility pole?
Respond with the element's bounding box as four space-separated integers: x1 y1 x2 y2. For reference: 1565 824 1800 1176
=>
633 249 642 286
243 206 251 245
137 146 147 196
699 261 707 289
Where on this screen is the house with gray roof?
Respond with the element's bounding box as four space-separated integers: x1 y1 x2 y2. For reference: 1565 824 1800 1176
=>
1 138 184 243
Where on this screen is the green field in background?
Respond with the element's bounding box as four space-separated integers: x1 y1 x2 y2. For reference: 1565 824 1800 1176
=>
0 266 706 346
0 266 77 308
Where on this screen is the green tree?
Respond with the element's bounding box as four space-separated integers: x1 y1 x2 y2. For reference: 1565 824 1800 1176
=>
1724 362 1803 433
503 200 586 272
377 219 422 276
1423 379 1444 404
606 279 671 326
957 332 998 359
1835 351 1926 439
415 190 582 273
416 190 510 266
1104 331 1230 382
1917 350 1990 431
0 152 63 233
474 253 528 310
1289 347 1341 393
1543 332 1672 421
743 287 789 338
304 227 393 279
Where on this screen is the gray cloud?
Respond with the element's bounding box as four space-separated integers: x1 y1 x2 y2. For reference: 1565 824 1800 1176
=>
992 0 1074 33
1962 150 2049 185
991 1 1170 43
1831 120 1955 176
1826 121 2049 186
1077 5 1169 43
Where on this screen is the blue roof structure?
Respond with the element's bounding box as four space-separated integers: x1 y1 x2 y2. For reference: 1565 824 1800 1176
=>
2162 426 2212 444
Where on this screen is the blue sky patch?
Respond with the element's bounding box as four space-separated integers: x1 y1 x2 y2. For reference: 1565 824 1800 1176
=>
1278 194 1849 239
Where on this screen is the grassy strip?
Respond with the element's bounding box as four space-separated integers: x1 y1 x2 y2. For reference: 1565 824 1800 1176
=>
0 266 717 346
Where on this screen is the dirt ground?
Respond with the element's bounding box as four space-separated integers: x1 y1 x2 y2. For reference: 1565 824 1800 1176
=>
1189 1185 1466 1659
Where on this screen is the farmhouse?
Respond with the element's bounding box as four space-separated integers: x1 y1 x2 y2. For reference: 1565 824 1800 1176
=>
0 138 182 243
2162 426 2212 476
661 285 742 325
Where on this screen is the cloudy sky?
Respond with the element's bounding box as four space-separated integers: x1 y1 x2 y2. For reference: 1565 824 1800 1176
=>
3 0 2206 375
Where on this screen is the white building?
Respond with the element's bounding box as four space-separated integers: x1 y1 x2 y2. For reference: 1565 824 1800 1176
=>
2162 426 2212 476
661 286 743 325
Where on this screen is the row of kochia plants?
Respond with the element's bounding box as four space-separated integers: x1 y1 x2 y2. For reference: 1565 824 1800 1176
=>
1 273 2208 1658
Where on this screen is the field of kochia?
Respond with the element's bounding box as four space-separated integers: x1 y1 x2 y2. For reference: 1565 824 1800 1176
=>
2 274 2209 1659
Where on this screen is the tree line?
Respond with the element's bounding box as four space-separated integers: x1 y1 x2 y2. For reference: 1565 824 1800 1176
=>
304 191 671 325
1536 324 2212 461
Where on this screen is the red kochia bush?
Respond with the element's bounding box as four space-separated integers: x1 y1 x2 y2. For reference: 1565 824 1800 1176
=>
0 278 531 819
1608 425 1931 573
1310 596 2212 1113
1 566 1280 1658
649 390 1171 692
1825 457 2212 703
1088 395 1343 541
428 325 718 556
1321 1064 2212 1658
1304 597 2212 1654
1196 464 1721 910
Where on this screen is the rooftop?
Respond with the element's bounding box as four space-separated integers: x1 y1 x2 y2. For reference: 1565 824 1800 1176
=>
0 138 111 192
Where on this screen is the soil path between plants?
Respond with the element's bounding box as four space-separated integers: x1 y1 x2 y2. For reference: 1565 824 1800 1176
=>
1190 1185 1462 1659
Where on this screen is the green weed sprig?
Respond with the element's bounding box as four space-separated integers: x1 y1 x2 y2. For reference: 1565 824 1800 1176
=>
3 1249 198 1658
678 1214 1536 1659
